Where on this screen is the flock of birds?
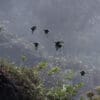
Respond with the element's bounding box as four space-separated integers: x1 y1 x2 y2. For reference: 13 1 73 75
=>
31 26 64 51
31 26 86 76
0 25 86 76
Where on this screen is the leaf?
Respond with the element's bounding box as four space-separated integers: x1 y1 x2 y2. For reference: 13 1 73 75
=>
21 55 27 62
37 62 48 70
48 67 61 75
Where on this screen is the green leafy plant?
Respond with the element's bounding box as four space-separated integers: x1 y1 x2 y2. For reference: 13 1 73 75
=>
20 55 27 66
21 55 27 62
37 62 48 71
0 59 84 100
48 66 61 75
63 70 75 81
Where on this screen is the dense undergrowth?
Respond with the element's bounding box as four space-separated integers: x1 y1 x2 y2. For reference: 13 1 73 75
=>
0 58 92 100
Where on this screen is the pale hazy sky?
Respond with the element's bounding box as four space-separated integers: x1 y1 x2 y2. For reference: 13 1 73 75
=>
0 0 100 35
1 0 100 55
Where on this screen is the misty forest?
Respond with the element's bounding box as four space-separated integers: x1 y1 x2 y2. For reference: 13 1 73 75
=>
1 0 100 100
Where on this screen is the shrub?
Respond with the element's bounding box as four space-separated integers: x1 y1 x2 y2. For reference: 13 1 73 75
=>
0 59 84 100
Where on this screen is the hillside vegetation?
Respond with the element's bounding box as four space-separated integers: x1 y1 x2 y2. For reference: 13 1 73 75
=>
0 58 97 100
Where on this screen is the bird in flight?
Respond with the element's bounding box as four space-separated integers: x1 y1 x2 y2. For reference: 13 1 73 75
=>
33 42 39 50
54 41 64 51
80 71 86 76
44 29 49 35
31 26 37 34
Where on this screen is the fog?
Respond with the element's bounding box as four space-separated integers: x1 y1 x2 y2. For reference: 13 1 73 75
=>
1 0 100 55
1 0 100 99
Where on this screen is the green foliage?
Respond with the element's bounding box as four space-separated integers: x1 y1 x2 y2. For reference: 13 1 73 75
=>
63 70 75 80
48 66 61 75
21 55 27 62
46 83 84 100
0 59 84 100
37 62 48 71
